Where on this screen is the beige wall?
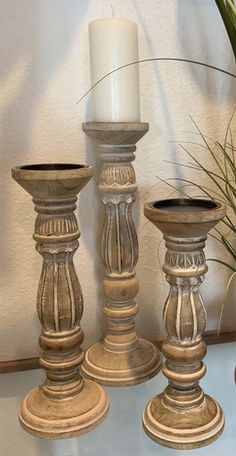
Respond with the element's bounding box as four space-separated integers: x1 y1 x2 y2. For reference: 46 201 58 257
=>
1 0 235 361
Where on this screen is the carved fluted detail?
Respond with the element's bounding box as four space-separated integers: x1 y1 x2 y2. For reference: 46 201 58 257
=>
12 164 109 438
101 199 138 275
143 199 226 449
163 236 207 343
34 197 83 334
31 195 84 383
81 122 162 386
161 236 208 397
98 145 140 352
163 276 207 341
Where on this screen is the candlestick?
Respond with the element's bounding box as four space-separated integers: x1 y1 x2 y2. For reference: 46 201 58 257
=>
81 122 162 386
89 18 140 121
12 164 109 439
142 198 226 449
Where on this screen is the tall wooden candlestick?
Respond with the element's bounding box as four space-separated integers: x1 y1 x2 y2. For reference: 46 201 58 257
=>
12 164 109 439
142 198 226 449
82 123 162 386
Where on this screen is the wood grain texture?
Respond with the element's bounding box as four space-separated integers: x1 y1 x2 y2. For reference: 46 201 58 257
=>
81 123 162 386
142 199 226 449
11 164 109 439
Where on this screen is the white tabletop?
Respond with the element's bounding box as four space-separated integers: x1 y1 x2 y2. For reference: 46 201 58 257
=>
0 342 235 456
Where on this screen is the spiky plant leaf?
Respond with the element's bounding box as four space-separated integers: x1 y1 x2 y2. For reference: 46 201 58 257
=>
215 0 236 59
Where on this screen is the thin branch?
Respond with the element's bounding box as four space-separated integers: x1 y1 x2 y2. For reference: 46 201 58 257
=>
76 58 236 104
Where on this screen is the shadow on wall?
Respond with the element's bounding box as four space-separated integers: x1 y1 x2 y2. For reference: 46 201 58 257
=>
132 0 182 335
0 0 89 277
177 0 236 106
132 0 181 169
78 129 108 341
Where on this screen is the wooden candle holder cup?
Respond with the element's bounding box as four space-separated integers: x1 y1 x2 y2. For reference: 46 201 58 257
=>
142 198 226 449
81 122 162 386
12 163 109 439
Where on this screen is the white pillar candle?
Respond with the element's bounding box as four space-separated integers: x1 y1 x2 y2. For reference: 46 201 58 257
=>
89 18 140 122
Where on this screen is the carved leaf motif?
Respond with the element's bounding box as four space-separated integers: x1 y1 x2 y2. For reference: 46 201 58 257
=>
100 163 135 187
35 213 78 237
165 251 205 270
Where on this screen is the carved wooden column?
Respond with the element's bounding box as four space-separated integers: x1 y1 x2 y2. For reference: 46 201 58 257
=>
142 198 226 449
12 164 109 439
81 123 162 386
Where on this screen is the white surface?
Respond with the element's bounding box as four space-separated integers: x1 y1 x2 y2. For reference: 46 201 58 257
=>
89 18 140 121
0 0 236 361
0 342 235 456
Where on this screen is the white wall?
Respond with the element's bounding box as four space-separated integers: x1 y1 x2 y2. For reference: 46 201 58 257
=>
1 0 235 361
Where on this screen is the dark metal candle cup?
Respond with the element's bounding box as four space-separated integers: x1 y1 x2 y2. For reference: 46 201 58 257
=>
17 163 86 170
152 198 220 212
145 198 224 238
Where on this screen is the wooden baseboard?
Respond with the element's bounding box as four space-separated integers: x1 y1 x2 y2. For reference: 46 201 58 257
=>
0 330 235 375
203 330 236 346
0 356 40 374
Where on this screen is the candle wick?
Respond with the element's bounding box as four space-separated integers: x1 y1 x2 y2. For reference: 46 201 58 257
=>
110 4 115 17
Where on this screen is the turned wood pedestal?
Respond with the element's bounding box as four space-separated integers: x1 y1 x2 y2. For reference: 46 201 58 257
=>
12 164 109 439
81 123 162 386
142 198 226 449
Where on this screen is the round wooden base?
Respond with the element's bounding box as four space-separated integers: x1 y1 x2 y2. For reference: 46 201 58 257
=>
19 379 109 439
81 339 162 386
142 393 224 449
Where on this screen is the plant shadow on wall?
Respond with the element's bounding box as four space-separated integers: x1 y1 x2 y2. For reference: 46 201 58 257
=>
132 0 182 174
177 0 236 105
76 99 110 347
82 126 108 345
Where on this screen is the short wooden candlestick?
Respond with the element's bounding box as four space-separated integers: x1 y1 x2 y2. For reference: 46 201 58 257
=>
81 123 162 386
142 198 226 449
12 164 109 439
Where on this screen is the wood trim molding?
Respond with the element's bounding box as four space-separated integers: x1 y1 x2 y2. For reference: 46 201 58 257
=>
0 357 40 374
0 330 235 375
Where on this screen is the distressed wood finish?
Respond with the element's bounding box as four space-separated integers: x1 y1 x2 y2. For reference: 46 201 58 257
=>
11 164 109 439
142 199 226 449
81 123 162 386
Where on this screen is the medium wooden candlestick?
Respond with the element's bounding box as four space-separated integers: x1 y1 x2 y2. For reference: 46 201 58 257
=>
81 122 162 386
142 198 226 449
12 164 109 439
